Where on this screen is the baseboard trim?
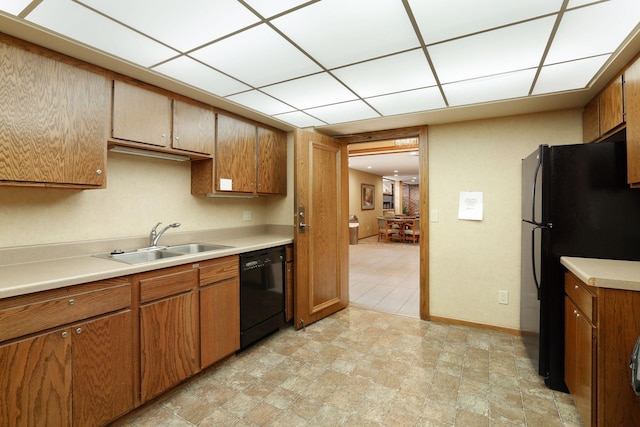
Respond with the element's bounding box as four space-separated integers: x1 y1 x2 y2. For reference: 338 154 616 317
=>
428 315 521 337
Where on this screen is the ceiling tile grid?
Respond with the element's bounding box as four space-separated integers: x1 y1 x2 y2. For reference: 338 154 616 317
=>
0 0 638 130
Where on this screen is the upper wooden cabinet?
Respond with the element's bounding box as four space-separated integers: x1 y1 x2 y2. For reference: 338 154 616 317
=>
0 34 109 188
111 80 214 156
582 75 624 143
191 113 287 196
112 80 172 148
625 56 640 187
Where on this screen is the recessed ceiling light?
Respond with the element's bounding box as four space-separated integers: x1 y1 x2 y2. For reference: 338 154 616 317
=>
367 166 372 169
394 170 399 172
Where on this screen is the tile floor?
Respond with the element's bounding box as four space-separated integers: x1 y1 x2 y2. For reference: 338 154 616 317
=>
349 235 420 318
120 306 581 426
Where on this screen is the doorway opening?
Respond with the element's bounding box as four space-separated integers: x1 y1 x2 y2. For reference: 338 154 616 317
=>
341 127 429 320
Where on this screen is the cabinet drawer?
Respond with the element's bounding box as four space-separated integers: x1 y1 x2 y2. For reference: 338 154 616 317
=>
565 272 595 321
199 255 239 286
0 279 131 342
139 266 198 303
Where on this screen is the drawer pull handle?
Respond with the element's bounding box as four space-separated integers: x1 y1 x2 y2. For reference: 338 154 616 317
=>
61 331 68 338
574 285 579 290
68 299 75 305
76 328 82 335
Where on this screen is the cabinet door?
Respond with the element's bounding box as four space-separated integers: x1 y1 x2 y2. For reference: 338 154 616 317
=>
626 57 640 186
72 310 134 427
216 114 257 193
582 97 599 143
112 80 172 148
257 127 287 194
566 297 595 427
173 100 215 155
0 37 108 187
599 76 624 135
200 278 240 367
0 329 71 427
140 291 198 402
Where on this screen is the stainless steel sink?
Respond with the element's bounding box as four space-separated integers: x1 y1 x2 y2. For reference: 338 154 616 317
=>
166 243 233 254
95 243 233 264
105 249 183 264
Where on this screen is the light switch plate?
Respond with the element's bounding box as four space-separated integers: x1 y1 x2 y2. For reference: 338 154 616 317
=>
430 209 439 222
243 210 252 221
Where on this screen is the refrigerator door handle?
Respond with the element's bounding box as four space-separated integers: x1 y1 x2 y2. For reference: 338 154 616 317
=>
531 148 543 222
530 223 551 300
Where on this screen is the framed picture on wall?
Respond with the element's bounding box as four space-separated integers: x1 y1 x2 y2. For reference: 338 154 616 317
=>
361 184 374 210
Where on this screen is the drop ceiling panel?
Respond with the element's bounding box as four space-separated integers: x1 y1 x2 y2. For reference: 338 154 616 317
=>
332 49 437 98
366 87 446 116
304 100 379 124
0 0 31 15
272 0 419 69
409 0 563 44
428 17 555 84
533 55 610 95
262 72 357 110
78 0 260 52
227 90 295 115
243 0 311 18
273 110 325 128
545 0 640 64
189 24 322 87
443 69 537 106
26 0 178 67
153 56 250 97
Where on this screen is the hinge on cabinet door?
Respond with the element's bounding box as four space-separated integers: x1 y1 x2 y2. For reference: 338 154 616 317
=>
299 318 306 331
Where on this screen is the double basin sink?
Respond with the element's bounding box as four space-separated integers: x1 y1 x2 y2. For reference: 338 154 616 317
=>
96 243 233 265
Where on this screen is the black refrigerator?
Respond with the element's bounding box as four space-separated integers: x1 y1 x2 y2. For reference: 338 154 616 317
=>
521 138 640 392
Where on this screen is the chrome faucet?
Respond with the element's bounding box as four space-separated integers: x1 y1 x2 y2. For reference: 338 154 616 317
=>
149 221 181 247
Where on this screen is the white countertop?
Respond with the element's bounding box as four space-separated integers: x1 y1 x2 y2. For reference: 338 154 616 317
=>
0 233 292 299
560 256 640 292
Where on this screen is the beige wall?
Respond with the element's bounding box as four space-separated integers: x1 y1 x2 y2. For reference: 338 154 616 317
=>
428 108 582 329
348 168 382 239
0 136 295 248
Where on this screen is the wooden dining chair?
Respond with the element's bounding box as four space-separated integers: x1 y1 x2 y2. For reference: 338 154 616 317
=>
403 218 420 244
377 217 401 242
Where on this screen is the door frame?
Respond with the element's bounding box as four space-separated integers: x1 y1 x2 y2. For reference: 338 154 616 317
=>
337 126 429 320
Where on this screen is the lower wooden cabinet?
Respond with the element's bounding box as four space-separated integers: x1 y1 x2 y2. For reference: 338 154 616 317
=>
138 265 199 403
564 271 640 426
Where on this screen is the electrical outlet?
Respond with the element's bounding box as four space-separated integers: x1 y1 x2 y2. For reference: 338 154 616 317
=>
498 290 509 305
243 210 252 221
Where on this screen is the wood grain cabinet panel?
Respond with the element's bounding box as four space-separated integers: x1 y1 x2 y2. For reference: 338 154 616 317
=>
0 35 109 188
0 329 72 427
138 265 199 403
257 127 287 195
625 56 640 186
599 76 624 135
582 97 600 143
173 100 215 155
564 271 640 426
216 113 257 193
112 80 172 148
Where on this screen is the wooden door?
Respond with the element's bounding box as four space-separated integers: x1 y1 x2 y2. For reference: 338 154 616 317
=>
293 129 348 329
72 310 134 427
0 328 71 427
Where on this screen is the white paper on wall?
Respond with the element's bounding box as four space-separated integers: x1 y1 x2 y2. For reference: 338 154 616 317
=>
458 191 483 221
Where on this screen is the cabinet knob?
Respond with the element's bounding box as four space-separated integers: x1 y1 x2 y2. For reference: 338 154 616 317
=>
96 169 103 175
68 299 75 305
574 285 578 290
175 136 180 140
61 331 68 338
75 328 82 335
161 134 166 138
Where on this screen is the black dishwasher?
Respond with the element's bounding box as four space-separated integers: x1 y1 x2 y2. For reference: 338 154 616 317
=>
240 247 285 349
